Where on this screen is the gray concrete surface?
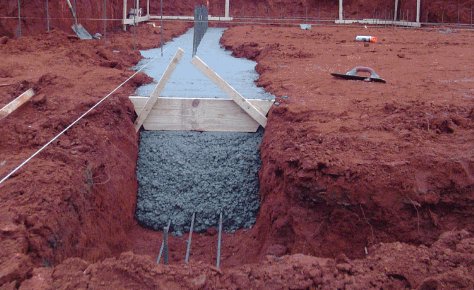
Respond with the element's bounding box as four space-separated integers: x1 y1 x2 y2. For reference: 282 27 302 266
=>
135 28 273 100
136 129 263 235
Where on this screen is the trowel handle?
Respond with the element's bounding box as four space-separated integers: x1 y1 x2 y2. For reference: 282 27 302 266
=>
347 66 381 79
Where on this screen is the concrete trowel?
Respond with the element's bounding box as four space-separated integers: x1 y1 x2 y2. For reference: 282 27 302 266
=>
331 66 386 83
65 0 93 40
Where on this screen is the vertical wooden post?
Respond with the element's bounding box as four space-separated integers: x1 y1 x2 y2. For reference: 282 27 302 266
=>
225 0 230 18
123 0 127 31
394 0 399 21
338 0 343 21
416 0 421 23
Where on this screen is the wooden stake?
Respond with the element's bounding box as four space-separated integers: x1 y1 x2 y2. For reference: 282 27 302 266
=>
0 89 35 120
191 56 268 128
134 48 184 131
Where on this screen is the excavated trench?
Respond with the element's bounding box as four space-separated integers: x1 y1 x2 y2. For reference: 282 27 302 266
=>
134 28 274 235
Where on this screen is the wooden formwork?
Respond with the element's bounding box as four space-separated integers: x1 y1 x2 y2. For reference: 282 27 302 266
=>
130 48 273 133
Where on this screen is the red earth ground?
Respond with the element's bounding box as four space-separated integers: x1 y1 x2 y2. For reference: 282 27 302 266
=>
1 0 474 37
0 1 474 289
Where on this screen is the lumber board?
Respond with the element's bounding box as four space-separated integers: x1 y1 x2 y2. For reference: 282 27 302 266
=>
129 97 273 132
134 48 184 132
0 88 35 120
191 56 268 128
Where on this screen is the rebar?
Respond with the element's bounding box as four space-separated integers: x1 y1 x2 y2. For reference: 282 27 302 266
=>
458 0 460 24
160 0 163 56
156 220 171 264
163 222 169 265
103 0 107 39
17 0 21 38
132 0 137 50
45 0 50 32
216 212 223 269
185 212 196 264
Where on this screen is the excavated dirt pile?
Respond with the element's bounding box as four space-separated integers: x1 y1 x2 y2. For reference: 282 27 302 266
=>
0 0 473 289
220 25 474 259
0 23 190 287
15 231 474 289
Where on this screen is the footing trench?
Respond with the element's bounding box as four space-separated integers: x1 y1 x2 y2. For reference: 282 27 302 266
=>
131 28 274 241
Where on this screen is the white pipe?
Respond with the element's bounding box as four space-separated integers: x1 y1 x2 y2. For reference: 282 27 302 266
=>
339 0 343 21
394 0 399 21
147 0 150 16
225 0 230 18
416 0 421 23
123 0 127 31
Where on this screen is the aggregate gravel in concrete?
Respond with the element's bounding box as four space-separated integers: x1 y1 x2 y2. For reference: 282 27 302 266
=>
135 129 263 235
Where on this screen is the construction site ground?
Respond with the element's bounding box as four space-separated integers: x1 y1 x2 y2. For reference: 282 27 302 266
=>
0 22 473 289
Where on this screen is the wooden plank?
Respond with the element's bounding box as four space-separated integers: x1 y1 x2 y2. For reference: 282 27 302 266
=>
0 88 35 120
134 48 184 131
191 56 268 128
129 97 273 132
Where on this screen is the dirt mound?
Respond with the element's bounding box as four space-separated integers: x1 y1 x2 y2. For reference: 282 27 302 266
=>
0 22 190 287
220 25 474 259
14 230 474 289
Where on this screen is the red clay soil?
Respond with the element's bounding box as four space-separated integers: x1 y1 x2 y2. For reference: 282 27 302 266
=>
15 231 474 289
1 0 474 37
0 22 190 286
221 25 474 259
0 4 474 290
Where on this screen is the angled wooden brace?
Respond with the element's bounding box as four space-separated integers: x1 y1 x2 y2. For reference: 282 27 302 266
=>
0 88 35 121
134 48 184 132
191 56 268 128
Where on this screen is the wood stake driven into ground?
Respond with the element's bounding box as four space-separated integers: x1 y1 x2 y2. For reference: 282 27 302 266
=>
0 88 35 120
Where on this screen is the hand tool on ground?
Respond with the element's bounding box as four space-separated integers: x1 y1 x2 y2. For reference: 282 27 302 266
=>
65 0 92 39
331 66 386 83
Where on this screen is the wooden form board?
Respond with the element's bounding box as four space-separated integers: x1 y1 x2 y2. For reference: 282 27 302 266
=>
0 89 35 120
130 96 273 132
191 56 268 128
134 48 184 131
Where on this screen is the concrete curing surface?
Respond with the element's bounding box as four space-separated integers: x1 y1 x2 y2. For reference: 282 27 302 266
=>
135 28 273 234
136 129 263 235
